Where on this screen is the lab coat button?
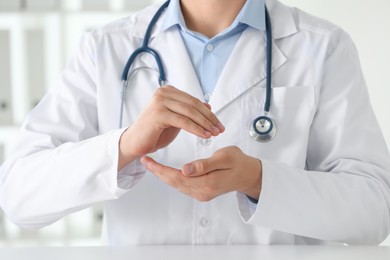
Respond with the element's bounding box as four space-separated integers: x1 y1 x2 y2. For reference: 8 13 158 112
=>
206 44 214 52
200 217 212 227
201 138 212 146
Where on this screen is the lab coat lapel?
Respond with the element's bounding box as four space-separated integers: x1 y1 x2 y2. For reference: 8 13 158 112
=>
135 0 297 110
209 28 287 114
152 29 204 101
131 3 203 100
209 0 298 114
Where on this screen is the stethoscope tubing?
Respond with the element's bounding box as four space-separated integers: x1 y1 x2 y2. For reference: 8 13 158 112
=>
120 0 169 84
264 7 272 114
119 0 276 142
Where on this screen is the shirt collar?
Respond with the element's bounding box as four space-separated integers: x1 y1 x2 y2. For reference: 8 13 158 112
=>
160 0 266 32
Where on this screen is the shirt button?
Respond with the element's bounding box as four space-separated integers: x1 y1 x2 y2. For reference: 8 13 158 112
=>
204 93 211 102
206 44 214 52
200 138 212 146
200 217 212 227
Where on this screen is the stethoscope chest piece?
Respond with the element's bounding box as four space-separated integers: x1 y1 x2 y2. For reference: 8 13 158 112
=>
249 116 277 142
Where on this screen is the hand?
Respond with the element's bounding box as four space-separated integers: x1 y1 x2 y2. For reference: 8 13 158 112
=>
140 146 262 202
118 86 225 170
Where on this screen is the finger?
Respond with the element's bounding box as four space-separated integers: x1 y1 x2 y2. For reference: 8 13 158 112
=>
160 109 213 139
157 86 225 133
163 99 221 136
140 156 183 188
141 156 210 189
141 155 220 201
182 153 230 176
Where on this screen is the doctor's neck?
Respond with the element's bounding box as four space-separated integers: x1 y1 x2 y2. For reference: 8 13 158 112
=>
180 0 246 38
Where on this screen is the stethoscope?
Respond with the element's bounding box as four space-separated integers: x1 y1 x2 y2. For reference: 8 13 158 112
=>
120 0 276 142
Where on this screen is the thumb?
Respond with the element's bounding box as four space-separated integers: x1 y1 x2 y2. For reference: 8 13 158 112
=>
182 153 229 177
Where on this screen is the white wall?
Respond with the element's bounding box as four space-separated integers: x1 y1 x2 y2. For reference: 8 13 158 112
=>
281 0 390 245
0 0 152 247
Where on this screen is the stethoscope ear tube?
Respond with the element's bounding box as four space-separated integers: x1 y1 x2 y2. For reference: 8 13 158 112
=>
121 0 169 83
119 0 169 128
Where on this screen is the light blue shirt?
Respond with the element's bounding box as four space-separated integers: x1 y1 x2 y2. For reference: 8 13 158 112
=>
161 0 266 100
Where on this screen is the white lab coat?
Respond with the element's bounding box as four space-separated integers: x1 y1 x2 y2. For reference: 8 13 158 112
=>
1 0 390 245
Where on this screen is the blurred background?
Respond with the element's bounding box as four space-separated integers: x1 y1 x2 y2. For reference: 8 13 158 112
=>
0 0 389 247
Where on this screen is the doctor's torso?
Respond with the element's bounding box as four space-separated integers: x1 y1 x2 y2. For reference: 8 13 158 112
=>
3 0 384 246
90 1 326 245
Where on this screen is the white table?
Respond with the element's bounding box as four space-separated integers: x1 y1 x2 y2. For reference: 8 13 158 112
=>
1 245 390 260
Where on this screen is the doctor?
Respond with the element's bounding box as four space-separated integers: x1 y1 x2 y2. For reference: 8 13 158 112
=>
1 0 390 245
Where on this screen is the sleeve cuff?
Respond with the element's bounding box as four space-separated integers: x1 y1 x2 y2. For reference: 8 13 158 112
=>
236 158 275 224
109 128 146 195
117 159 145 190
236 192 258 222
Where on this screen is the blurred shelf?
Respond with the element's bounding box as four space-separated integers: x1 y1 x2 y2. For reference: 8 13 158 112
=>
0 0 152 247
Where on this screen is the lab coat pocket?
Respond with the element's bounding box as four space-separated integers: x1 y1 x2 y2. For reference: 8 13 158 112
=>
243 85 316 167
271 85 316 111
243 84 316 123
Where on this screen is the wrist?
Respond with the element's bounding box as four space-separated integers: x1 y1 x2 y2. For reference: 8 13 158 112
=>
118 128 139 171
240 158 262 200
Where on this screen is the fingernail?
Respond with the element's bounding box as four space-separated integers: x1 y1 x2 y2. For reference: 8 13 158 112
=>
211 126 220 135
144 161 157 171
217 123 225 132
204 131 212 138
183 164 194 175
148 162 157 171
140 157 147 164
140 157 154 170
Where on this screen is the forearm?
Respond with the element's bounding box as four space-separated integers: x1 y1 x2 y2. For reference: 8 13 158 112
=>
239 159 390 245
118 127 139 171
238 158 262 201
0 130 133 228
